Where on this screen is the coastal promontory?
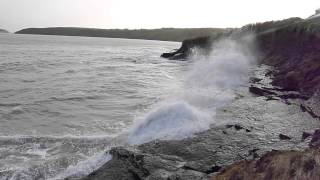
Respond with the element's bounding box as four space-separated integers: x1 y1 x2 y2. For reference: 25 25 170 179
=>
15 27 227 42
0 29 9 33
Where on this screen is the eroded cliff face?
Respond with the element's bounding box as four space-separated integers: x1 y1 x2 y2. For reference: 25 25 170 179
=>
162 16 320 114
258 18 320 96
211 17 320 180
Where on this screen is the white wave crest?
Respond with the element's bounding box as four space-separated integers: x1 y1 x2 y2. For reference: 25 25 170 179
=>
128 101 212 144
128 35 257 145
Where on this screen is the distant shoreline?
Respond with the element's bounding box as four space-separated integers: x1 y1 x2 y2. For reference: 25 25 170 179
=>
0 29 9 33
15 27 228 42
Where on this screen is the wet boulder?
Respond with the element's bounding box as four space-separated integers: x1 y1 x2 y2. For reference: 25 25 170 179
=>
279 134 291 140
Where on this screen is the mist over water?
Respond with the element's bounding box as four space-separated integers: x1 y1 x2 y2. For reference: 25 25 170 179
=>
128 35 257 144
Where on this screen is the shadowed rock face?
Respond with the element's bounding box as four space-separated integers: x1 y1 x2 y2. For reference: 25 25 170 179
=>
160 36 214 60
160 17 302 60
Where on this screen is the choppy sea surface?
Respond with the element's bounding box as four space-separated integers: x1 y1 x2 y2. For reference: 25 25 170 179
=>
0 34 185 179
1 33 318 180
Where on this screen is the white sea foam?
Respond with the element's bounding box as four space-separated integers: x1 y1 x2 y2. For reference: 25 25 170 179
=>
50 153 112 180
128 35 257 145
128 101 212 144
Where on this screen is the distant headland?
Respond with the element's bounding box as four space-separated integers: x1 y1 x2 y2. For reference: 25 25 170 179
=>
15 27 228 42
0 29 9 33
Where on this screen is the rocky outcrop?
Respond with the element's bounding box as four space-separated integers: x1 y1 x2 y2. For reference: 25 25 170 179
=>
161 36 214 60
160 17 302 60
81 147 206 180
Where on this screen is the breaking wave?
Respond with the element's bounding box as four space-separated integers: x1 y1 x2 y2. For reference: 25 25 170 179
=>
128 35 257 145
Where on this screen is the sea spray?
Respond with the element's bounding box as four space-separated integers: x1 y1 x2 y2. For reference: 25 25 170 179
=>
128 101 212 144
128 34 258 145
38 34 258 179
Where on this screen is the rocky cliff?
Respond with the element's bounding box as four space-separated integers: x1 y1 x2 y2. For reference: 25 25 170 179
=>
79 16 320 180
211 15 320 180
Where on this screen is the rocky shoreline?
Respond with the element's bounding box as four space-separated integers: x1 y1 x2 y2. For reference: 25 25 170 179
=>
78 15 320 180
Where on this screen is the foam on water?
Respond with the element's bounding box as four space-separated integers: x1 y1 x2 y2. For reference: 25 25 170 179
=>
0 135 114 180
50 153 112 180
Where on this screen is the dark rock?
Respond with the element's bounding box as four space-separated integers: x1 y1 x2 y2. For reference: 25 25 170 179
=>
279 93 309 100
266 96 278 101
250 77 262 83
249 86 265 96
302 132 312 141
300 102 320 119
303 159 316 172
310 129 320 147
225 125 234 129
161 52 175 58
300 104 307 112
249 86 276 96
248 149 260 159
225 124 251 132
279 134 292 140
160 36 213 60
205 165 222 174
234 125 244 131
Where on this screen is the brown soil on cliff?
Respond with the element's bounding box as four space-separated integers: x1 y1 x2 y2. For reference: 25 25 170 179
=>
212 148 320 180
257 19 320 96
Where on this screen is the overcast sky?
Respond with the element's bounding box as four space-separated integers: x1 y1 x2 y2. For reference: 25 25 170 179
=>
0 0 319 32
